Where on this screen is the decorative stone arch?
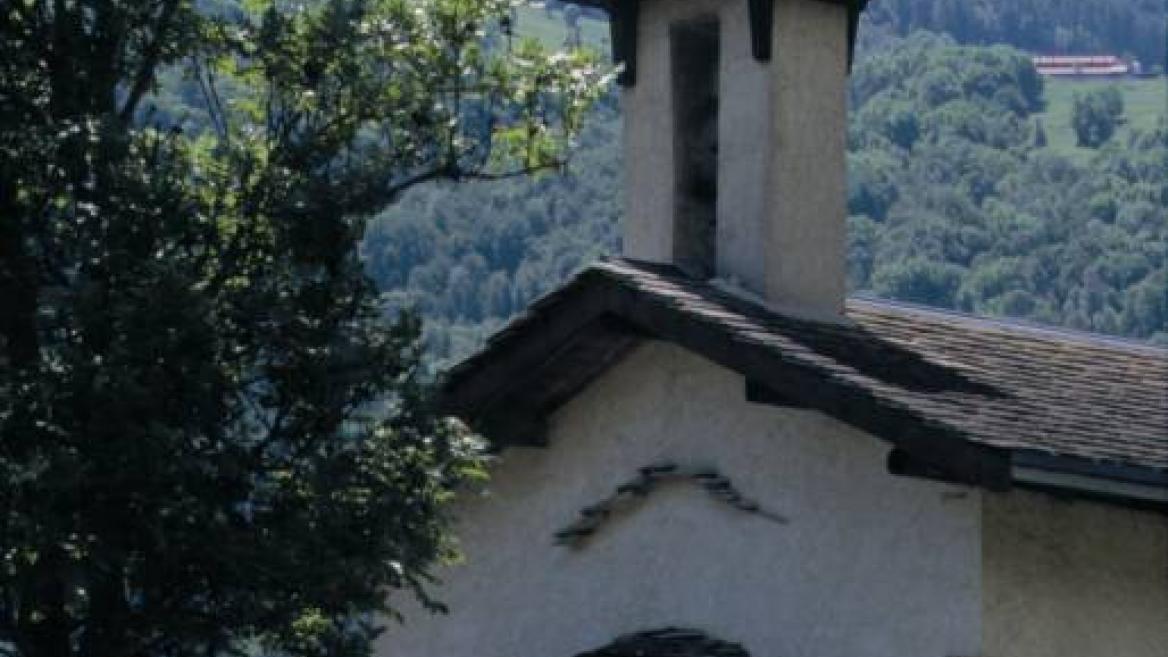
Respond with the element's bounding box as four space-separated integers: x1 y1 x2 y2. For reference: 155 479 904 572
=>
573 628 750 657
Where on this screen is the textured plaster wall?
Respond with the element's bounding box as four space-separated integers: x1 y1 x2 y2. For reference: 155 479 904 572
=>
377 342 983 657
622 0 847 315
713 0 769 293
765 0 848 314
982 490 1168 657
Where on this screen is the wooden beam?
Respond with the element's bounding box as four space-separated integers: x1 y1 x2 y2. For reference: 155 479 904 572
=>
532 317 643 411
745 378 808 408
576 0 866 76
747 0 775 62
846 2 860 71
438 281 610 418
609 0 640 86
474 408 548 449
887 448 968 486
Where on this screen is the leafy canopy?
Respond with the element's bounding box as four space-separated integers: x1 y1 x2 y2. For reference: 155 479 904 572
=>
0 1 611 656
1071 86 1126 148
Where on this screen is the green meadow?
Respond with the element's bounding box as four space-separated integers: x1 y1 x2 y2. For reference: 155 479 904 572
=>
1036 77 1166 157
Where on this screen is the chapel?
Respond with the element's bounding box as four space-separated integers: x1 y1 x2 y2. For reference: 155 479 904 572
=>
379 1 1168 656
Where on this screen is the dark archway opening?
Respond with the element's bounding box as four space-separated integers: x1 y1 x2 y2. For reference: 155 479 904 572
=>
574 628 749 657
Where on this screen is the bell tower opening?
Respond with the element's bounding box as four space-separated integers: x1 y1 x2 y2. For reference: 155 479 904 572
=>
670 17 720 280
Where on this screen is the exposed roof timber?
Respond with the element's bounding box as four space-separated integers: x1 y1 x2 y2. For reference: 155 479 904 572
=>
440 285 611 419
747 0 775 61
1012 451 1168 489
890 449 1168 510
609 0 639 86
1012 465 1168 508
475 408 549 448
574 0 869 86
846 0 860 68
887 448 969 486
745 379 811 408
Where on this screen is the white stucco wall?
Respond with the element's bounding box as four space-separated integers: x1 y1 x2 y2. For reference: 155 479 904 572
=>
982 490 1168 657
378 342 984 657
765 0 848 315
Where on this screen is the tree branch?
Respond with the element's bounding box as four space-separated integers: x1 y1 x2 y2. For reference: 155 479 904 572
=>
384 160 566 201
118 0 181 123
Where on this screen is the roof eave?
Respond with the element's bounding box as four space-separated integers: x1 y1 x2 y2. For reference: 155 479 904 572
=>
567 0 869 86
891 448 1168 511
1011 451 1168 510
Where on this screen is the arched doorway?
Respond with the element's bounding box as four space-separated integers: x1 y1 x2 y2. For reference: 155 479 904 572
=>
573 628 749 657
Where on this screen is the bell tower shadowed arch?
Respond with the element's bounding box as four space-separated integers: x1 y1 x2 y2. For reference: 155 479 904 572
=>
573 628 750 657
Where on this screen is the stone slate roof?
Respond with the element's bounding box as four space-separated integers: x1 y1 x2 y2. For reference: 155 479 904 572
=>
441 258 1168 495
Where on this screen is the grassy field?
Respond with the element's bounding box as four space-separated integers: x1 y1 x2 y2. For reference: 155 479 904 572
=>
1036 77 1166 158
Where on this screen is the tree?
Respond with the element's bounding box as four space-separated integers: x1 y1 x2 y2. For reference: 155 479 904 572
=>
1071 87 1126 148
871 258 966 307
1033 117 1048 148
0 1 611 656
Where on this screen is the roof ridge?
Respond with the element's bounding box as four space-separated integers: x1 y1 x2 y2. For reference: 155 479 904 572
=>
596 258 1166 357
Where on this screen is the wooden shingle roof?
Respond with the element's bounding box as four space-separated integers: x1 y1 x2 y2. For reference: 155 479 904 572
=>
441 258 1168 503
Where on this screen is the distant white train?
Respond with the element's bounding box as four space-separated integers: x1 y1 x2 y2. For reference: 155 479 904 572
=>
1032 54 1134 78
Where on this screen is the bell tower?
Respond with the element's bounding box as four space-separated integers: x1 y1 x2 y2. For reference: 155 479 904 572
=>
588 0 866 317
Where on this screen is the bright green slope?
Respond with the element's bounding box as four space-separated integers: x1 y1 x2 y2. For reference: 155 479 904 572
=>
1026 77 1164 157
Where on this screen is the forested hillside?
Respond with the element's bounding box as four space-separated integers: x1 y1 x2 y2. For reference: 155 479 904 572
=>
860 0 1167 69
846 34 1167 338
362 31 1168 365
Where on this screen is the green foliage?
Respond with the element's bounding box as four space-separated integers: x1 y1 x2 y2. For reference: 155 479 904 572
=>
1071 86 1126 147
872 258 967 307
0 1 610 656
1033 118 1047 148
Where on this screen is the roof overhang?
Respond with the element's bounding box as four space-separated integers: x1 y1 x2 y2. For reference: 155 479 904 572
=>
570 0 870 86
440 259 1168 511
